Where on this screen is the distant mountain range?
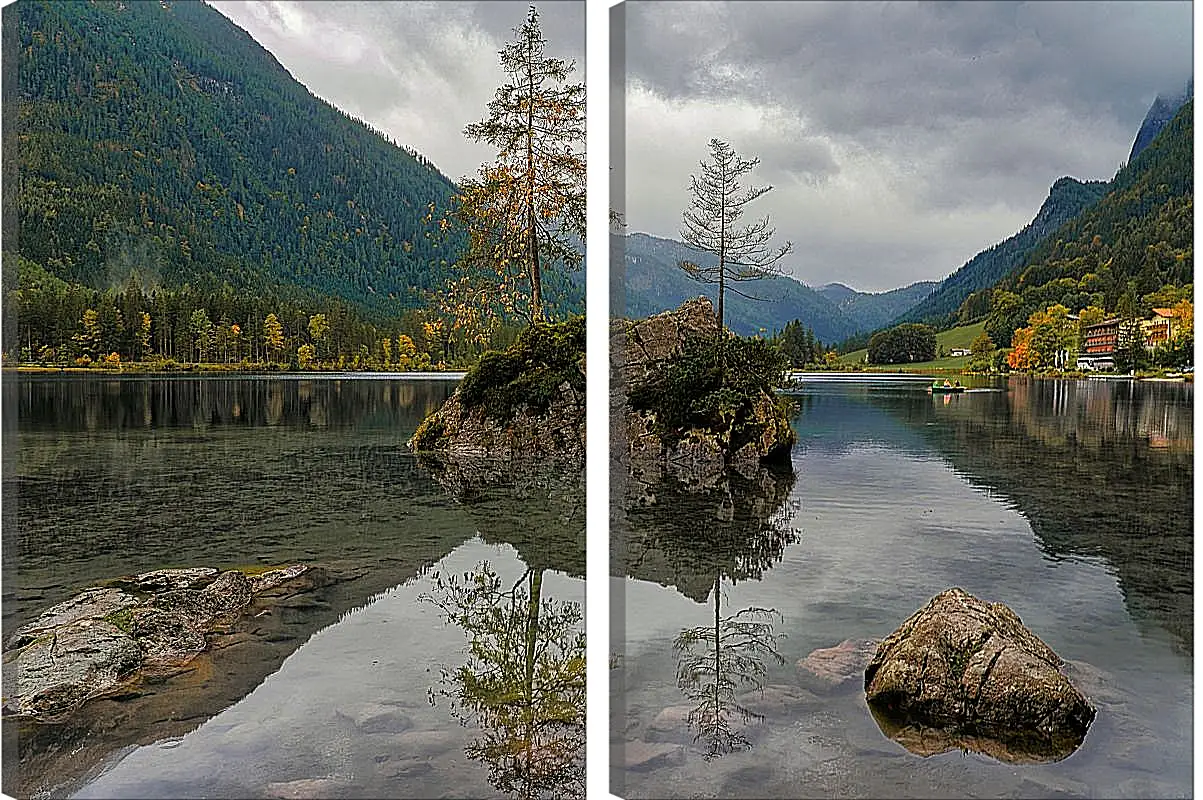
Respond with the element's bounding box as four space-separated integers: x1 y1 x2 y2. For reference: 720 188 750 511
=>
618 233 936 343
816 281 938 333
618 233 857 343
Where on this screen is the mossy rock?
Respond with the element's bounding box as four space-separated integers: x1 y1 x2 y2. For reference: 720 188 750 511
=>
410 316 586 460
103 608 137 635
628 331 795 456
457 316 585 422
410 415 446 452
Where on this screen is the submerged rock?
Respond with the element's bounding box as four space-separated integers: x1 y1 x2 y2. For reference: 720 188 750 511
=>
645 705 693 742
263 777 360 799
621 741 686 772
374 729 460 758
735 684 820 717
796 639 878 692
335 702 414 735
863 587 1095 762
2 564 325 722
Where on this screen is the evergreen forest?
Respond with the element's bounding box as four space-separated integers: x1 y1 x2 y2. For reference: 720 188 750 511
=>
5 0 583 369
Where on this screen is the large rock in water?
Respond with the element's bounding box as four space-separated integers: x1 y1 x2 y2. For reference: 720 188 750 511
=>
412 379 584 463
409 318 585 465
864 588 1095 763
612 297 794 487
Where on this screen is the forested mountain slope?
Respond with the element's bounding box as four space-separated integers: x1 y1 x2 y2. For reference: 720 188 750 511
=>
12 0 461 318
1128 80 1192 163
893 176 1109 329
983 101 1192 346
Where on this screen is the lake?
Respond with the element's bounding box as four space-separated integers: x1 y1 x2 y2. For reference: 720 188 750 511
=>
2 374 585 799
612 376 1192 799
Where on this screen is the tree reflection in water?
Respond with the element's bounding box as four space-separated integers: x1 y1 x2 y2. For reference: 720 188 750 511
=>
674 598 785 759
422 562 585 800
619 467 799 758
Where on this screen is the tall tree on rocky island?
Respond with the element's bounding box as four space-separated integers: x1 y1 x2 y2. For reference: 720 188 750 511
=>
446 5 586 326
679 138 793 336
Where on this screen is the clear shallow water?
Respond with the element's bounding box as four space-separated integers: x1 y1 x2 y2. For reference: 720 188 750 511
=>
612 377 1191 799
72 538 584 800
3 375 584 799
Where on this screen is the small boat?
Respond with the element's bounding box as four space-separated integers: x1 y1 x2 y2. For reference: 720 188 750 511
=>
928 384 966 394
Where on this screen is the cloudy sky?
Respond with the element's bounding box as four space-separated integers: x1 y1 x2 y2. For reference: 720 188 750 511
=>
620 0 1192 292
210 1 585 183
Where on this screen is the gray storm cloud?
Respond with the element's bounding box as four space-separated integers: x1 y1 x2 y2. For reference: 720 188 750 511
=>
621 0 1190 291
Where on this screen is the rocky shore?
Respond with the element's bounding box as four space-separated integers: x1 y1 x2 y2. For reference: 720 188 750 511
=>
3 565 339 722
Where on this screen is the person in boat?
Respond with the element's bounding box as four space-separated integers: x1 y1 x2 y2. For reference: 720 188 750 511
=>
942 379 953 389
954 380 962 388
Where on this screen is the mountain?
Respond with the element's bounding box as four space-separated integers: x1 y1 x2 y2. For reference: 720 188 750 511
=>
1128 80 1192 163
983 101 1192 346
11 0 463 319
815 282 858 306
619 233 858 344
892 176 1109 329
817 280 938 333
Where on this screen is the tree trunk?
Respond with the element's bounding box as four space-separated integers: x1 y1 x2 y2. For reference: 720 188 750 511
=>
718 161 728 382
712 575 721 729
525 36 542 324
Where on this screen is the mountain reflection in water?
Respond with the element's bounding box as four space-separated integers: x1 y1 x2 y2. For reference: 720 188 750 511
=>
867 377 1192 655
5 375 584 800
613 377 1191 799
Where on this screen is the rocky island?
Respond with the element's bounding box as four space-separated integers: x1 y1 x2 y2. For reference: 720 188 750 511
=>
409 316 585 465
612 297 795 488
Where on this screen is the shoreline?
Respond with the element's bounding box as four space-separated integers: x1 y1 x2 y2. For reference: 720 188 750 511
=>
5 365 467 379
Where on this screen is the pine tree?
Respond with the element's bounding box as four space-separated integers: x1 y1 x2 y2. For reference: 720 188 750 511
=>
680 138 793 334
136 312 152 361
452 5 585 325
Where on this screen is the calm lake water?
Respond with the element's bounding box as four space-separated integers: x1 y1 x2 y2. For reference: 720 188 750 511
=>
612 376 1192 799
3 374 584 799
